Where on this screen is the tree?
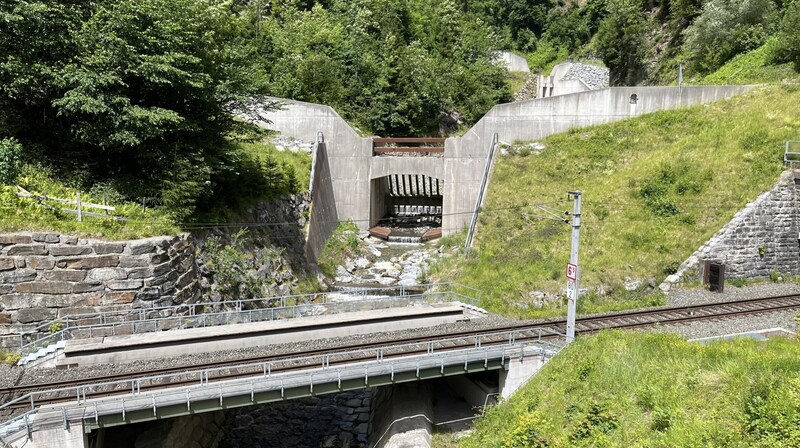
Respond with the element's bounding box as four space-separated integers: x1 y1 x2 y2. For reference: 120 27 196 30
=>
0 0 265 218
596 0 648 86
682 0 778 74
773 0 800 71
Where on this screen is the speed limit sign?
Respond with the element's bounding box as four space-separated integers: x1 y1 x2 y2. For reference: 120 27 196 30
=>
566 263 577 281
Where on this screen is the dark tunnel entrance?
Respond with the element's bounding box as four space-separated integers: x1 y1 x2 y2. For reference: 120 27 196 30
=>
369 174 443 243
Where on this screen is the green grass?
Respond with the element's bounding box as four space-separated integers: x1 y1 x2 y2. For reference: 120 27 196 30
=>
462 331 800 448
0 141 312 240
506 71 530 94
701 37 796 85
236 141 312 192
316 222 365 277
429 83 800 317
0 164 178 239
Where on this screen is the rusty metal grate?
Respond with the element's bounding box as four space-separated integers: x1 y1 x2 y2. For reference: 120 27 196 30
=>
372 137 445 156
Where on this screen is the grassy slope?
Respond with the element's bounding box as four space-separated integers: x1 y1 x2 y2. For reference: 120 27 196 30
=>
460 331 800 448
701 37 795 86
0 141 310 239
430 83 800 316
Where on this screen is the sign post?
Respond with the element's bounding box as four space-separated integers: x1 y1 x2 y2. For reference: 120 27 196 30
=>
566 192 581 343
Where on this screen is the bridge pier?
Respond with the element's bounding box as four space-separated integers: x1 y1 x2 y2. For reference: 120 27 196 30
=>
9 425 86 448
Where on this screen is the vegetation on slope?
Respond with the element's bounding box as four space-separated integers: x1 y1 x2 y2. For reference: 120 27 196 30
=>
430 83 800 316
0 141 307 239
461 331 800 448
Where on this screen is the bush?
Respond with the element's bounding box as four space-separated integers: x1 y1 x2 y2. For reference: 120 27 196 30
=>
683 0 778 74
772 0 800 71
745 377 800 446
0 138 23 185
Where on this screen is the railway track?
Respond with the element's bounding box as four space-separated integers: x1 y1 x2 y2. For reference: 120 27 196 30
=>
1 293 798 418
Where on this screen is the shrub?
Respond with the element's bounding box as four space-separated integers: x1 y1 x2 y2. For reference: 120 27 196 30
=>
0 138 23 185
204 229 277 300
745 376 800 446
772 0 800 71
502 412 555 448
683 0 778 74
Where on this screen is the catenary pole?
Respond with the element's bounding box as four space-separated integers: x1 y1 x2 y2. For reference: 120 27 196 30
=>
566 191 582 343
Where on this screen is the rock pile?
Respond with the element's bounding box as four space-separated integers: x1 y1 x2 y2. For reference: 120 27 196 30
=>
333 236 451 287
271 136 314 153
514 75 538 102
561 63 609 90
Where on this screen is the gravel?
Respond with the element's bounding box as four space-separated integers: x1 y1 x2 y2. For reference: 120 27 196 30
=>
655 282 799 340
666 282 800 307
653 310 797 340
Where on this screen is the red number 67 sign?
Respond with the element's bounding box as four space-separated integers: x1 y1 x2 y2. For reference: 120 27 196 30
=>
566 263 577 281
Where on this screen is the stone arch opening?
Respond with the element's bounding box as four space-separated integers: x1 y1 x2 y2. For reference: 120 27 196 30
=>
369 174 443 242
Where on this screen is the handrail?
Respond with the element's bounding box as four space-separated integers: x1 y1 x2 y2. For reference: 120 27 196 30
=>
465 132 499 249
308 131 324 196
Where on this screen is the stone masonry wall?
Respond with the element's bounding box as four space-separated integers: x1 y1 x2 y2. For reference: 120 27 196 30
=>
0 232 198 348
661 170 800 290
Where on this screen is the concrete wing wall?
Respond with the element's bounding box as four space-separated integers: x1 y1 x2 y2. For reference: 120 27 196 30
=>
497 52 530 72
253 98 373 231
304 142 339 263
443 85 754 234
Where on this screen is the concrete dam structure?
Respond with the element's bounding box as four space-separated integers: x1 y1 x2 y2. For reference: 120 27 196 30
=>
255 85 753 261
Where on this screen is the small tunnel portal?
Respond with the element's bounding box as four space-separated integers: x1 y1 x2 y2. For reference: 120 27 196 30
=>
370 174 443 243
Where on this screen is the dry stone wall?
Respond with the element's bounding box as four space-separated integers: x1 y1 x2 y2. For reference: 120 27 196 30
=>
0 232 198 348
661 170 800 290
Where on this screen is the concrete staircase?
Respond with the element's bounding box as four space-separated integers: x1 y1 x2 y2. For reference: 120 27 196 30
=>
18 340 65 367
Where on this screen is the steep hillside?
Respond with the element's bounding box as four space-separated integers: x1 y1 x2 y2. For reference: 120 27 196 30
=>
460 331 800 448
430 83 800 316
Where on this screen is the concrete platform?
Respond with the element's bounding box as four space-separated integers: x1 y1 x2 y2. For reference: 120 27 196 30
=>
58 305 469 367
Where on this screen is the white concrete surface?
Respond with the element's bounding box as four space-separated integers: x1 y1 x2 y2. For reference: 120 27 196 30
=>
499 348 548 399
9 426 85 448
60 305 466 367
255 85 753 240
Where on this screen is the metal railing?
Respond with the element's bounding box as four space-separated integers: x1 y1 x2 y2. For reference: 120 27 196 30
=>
465 132 499 249
19 283 481 355
784 141 800 165
0 327 563 443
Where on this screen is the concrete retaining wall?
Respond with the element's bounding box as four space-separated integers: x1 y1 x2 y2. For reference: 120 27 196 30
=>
0 233 198 349
661 170 800 289
442 85 754 234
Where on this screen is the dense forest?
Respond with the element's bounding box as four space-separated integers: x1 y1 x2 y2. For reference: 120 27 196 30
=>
0 0 799 224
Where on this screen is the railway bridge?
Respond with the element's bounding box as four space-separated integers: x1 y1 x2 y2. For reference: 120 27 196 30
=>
0 284 563 448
